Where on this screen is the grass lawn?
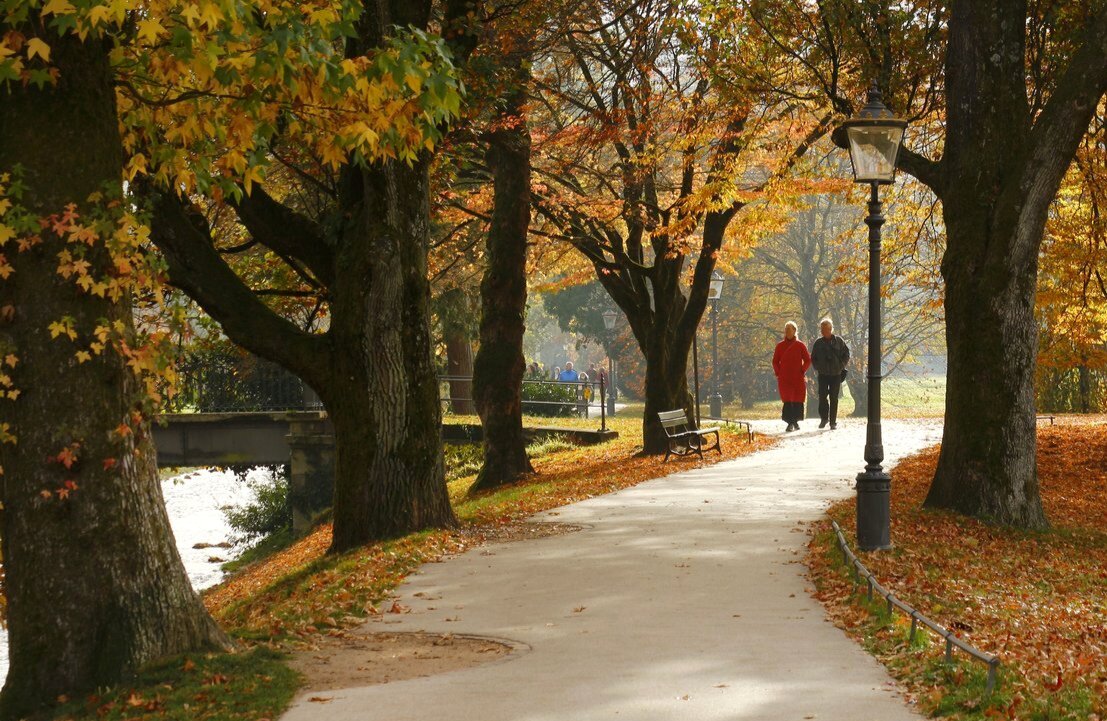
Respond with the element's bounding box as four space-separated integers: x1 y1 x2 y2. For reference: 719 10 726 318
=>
806 420 1107 720
52 415 771 721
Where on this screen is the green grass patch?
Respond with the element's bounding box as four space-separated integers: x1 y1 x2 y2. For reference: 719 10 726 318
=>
221 527 295 573
51 647 299 721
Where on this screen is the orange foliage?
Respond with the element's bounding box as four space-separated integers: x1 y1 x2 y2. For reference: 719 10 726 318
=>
808 420 1107 716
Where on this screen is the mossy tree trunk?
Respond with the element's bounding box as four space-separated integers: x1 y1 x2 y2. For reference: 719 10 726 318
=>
0 28 230 719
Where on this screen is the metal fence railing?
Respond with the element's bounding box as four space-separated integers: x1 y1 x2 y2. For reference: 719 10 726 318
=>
830 520 1001 696
439 375 610 431
166 351 323 413
700 415 754 443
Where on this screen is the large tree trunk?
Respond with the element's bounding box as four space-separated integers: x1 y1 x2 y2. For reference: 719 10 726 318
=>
924 212 1047 527
638 297 695 455
0 30 229 718
150 0 458 553
327 158 455 551
641 348 694 454
470 63 534 493
915 0 1107 529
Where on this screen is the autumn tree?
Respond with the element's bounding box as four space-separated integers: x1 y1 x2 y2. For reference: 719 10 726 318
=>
468 32 537 490
1036 105 1107 412
0 3 258 713
531 0 830 452
148 0 475 552
913 1 1107 526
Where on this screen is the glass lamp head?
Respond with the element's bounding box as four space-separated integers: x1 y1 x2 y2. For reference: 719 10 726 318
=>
708 270 724 300
838 84 907 184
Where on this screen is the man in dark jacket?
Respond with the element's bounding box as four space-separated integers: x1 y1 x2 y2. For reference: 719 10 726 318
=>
810 318 850 429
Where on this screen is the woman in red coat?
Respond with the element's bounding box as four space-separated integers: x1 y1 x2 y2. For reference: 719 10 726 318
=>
772 321 811 432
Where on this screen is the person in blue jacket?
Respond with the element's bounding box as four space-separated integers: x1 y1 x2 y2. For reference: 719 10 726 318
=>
557 362 580 382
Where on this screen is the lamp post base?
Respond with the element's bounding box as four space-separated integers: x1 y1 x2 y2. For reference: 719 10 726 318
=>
855 469 891 551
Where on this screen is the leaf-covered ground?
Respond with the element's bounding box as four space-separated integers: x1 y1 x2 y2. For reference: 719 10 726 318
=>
807 421 1107 720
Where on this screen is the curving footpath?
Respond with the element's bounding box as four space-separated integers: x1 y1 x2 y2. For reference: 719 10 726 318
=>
282 418 943 721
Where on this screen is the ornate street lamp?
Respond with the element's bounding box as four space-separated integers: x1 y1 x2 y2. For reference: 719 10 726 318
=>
602 309 618 416
708 270 725 419
834 83 907 552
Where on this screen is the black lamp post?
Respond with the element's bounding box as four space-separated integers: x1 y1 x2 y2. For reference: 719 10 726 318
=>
602 309 618 416
708 270 724 419
834 83 907 552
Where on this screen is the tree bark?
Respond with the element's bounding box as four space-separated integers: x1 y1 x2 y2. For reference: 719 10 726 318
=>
640 328 694 454
470 56 535 493
1078 361 1091 413
0 29 229 718
846 366 867 417
629 279 696 454
150 0 460 552
925 213 1046 526
326 159 455 550
920 0 1107 528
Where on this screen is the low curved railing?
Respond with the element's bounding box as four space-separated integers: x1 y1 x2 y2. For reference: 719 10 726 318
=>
830 520 1001 696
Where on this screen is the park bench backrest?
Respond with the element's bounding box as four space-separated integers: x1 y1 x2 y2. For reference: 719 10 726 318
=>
658 410 692 437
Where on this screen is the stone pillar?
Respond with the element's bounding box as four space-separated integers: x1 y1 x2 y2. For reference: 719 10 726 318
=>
286 414 335 535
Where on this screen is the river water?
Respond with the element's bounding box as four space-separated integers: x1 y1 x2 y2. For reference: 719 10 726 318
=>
0 467 261 684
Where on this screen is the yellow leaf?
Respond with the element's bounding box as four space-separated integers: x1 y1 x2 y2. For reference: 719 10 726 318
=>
40 0 75 15
85 5 112 27
404 72 422 94
136 18 166 44
75 350 92 364
4 354 16 368
25 38 50 63
180 4 201 26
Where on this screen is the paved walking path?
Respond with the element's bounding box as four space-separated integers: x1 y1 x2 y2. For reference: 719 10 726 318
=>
283 418 943 721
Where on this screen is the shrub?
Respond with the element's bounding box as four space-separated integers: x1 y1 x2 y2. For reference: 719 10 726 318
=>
223 466 293 545
521 381 579 417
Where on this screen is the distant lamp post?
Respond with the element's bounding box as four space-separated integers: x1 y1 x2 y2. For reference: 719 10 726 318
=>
602 309 619 416
834 82 907 552
707 270 725 419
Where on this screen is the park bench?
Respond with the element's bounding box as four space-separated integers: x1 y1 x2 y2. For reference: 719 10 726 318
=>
658 409 722 462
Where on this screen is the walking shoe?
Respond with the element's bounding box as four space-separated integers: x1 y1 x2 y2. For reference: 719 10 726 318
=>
785 423 795 432
819 419 828 428
830 422 837 430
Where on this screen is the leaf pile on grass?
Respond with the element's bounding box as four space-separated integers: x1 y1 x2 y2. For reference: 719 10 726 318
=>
807 421 1107 720
206 423 772 642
